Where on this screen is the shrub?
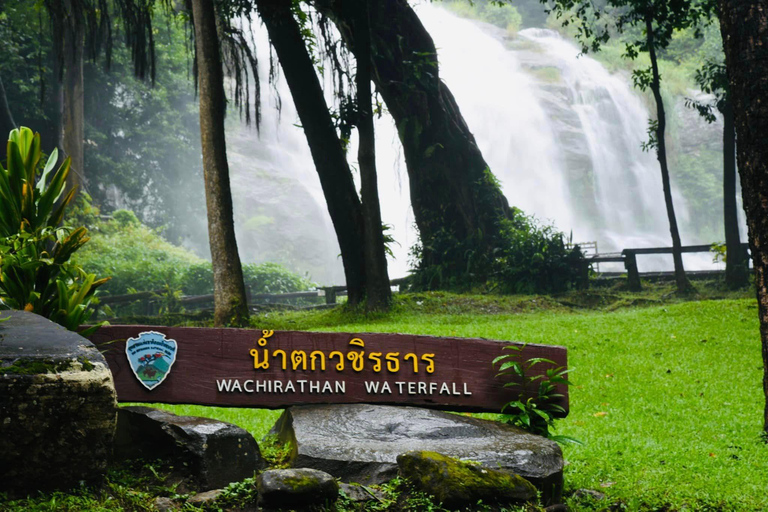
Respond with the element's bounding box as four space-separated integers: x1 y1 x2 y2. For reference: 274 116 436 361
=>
181 261 315 296
0 127 107 334
74 214 204 295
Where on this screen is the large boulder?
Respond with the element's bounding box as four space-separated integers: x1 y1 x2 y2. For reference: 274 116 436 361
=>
0 311 118 494
397 451 537 509
114 406 264 490
257 468 339 509
270 404 564 505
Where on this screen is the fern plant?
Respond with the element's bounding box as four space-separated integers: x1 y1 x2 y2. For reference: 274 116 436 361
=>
493 343 580 445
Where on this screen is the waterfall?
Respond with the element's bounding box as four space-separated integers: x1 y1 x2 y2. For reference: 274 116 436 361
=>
220 3 720 284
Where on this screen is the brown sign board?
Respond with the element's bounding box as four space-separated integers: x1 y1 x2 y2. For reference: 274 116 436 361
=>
88 325 569 415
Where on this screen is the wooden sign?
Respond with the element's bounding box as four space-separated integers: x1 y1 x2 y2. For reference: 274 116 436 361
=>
88 326 569 415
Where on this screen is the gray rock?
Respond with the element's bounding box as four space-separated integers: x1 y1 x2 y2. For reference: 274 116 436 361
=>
114 406 264 490
0 311 117 494
153 496 179 511
257 468 339 509
573 488 606 501
187 489 224 506
270 404 564 504
339 482 385 503
397 450 537 509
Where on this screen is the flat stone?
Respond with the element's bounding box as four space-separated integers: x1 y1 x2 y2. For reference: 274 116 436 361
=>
114 406 264 490
257 468 339 509
153 497 179 511
0 311 117 494
270 404 564 504
187 489 224 506
339 482 385 503
397 450 537 509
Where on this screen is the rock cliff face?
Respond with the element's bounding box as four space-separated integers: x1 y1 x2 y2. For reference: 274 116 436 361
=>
0 311 118 494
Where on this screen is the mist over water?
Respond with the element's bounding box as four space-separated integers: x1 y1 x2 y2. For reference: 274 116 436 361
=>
221 4 723 283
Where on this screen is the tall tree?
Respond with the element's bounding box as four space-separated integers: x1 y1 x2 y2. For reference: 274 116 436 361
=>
254 0 368 306
718 0 768 432
313 0 513 289
190 0 250 326
548 0 697 293
688 61 749 288
0 76 16 138
353 0 391 310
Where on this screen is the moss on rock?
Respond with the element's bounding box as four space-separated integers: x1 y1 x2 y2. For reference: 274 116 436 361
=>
397 450 537 509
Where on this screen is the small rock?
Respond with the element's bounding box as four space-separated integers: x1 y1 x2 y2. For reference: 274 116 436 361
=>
397 450 537 509
114 406 264 490
573 488 606 501
339 482 385 503
545 504 568 512
153 496 178 511
188 489 224 506
257 468 339 509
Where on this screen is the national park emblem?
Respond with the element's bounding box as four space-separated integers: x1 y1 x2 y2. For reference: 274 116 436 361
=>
125 331 178 390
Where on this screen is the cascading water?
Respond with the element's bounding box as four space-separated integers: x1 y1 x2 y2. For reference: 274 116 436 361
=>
222 3 721 283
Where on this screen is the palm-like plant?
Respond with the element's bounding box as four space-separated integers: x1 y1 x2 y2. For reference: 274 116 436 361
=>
0 127 108 334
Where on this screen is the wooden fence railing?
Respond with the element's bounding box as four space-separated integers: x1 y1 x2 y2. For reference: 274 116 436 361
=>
586 243 750 291
95 277 412 317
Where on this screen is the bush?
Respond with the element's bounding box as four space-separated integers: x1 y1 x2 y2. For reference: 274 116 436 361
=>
182 261 315 296
73 212 204 295
494 208 585 294
0 127 107 334
410 207 584 294
75 212 315 309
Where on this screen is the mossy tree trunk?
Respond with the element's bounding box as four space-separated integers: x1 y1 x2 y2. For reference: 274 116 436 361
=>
722 98 748 288
61 0 85 195
354 0 391 311
0 76 16 139
191 0 249 327
719 0 768 432
315 0 512 289
255 0 368 306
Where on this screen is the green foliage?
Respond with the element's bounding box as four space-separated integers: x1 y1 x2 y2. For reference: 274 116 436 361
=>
73 213 204 296
493 343 577 444
182 261 315 296
494 209 585 294
0 128 107 334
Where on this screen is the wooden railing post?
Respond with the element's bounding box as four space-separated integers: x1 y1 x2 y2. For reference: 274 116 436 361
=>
325 287 337 305
623 250 641 291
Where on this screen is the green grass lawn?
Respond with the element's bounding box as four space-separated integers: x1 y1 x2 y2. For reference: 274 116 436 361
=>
155 296 766 511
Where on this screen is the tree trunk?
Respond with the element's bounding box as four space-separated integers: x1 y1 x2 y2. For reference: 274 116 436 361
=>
719 0 768 433
61 0 85 195
314 0 512 289
0 76 16 139
190 0 249 327
354 0 391 311
722 98 748 288
255 0 368 306
646 15 688 294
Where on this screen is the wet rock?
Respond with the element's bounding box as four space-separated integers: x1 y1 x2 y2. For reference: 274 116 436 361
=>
270 404 563 504
187 489 224 506
257 468 339 509
0 311 117 494
153 496 179 511
115 406 264 490
573 488 606 501
339 482 386 503
397 451 537 509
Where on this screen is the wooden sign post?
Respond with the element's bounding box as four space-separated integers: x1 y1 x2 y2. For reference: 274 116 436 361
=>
89 326 569 415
